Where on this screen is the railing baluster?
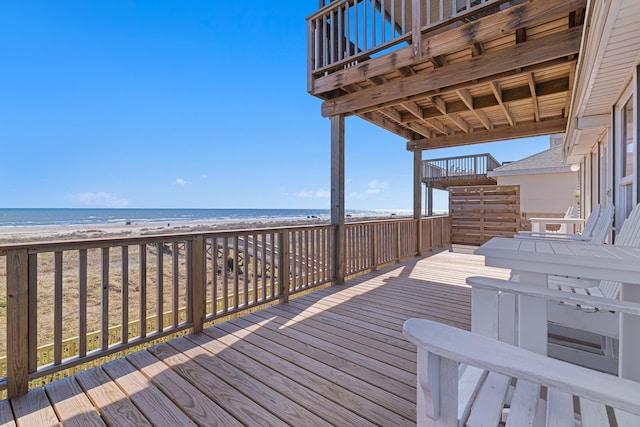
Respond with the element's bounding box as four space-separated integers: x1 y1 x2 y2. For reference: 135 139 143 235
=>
233 236 239 310
243 235 249 307
354 0 359 54
100 248 109 351
270 232 276 298
79 250 88 356
261 233 267 300
156 242 163 334
120 247 128 344
222 238 229 312
212 238 219 314
172 242 179 328
53 252 63 365
381 0 385 44
139 244 147 339
248 235 254 304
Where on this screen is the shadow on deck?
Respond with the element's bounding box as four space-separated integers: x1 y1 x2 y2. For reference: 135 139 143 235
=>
2 246 509 426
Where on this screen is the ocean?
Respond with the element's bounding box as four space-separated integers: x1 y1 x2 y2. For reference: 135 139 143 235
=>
0 208 414 228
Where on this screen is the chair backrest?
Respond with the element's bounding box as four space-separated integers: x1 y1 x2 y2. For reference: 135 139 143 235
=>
564 206 575 218
599 203 640 299
579 204 601 239
615 202 640 247
588 203 614 244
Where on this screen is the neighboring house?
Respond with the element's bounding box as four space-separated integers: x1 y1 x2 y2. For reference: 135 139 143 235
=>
564 0 640 235
488 144 580 225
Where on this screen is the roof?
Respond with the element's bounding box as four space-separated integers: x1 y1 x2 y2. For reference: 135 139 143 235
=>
488 145 574 177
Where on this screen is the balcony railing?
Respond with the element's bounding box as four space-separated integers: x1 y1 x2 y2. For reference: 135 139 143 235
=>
308 0 517 77
422 153 500 182
0 216 450 398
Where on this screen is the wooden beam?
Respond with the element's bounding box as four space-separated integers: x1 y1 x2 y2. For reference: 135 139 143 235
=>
401 77 570 124
490 81 515 126
447 113 472 133
402 101 425 120
312 0 586 94
406 121 435 139
456 89 493 130
397 66 416 77
471 42 484 58
528 73 541 122
407 118 568 151
321 27 582 117
431 55 448 68
424 118 451 136
380 107 403 123
429 96 447 115
428 95 470 132
360 111 416 139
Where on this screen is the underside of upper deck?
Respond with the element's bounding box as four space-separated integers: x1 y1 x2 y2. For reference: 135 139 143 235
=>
308 0 587 150
1 248 509 426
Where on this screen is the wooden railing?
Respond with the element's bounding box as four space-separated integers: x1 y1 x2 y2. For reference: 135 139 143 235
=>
422 153 501 182
0 216 450 398
308 0 515 76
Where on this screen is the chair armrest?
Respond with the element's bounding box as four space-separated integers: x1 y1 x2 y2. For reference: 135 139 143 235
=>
403 318 640 415
515 231 585 240
467 276 640 316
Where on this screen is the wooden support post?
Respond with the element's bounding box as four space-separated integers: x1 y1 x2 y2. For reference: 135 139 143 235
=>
427 186 434 217
331 114 345 285
414 150 423 255
411 0 422 59
371 224 379 271
190 236 205 334
7 249 29 398
279 230 290 303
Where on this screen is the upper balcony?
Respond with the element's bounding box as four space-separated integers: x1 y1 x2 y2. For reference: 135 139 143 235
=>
307 0 587 150
422 152 500 189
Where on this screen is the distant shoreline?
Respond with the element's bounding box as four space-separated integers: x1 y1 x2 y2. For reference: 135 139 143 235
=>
0 214 428 244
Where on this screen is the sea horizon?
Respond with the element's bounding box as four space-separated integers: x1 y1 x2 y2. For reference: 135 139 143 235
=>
0 207 431 228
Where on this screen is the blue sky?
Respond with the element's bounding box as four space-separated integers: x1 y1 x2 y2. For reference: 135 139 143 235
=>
1 1 551 211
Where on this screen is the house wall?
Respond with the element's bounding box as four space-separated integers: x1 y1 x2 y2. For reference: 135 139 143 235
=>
496 172 579 218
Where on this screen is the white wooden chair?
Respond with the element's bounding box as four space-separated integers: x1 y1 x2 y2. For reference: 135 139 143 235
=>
516 203 614 244
471 203 640 372
404 318 640 427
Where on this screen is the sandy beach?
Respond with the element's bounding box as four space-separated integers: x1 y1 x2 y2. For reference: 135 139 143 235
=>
0 217 337 244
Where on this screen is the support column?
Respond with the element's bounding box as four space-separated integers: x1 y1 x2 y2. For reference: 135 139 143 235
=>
414 150 423 254
331 115 345 285
414 150 423 220
428 185 434 216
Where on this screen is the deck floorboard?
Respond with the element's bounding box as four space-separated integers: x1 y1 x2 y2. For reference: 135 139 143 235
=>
2 247 509 426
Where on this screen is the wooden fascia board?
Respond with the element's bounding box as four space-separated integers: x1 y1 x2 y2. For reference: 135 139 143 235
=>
311 0 586 95
406 118 568 151
322 27 582 117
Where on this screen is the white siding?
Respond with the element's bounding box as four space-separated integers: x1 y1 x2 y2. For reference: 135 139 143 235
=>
496 172 579 215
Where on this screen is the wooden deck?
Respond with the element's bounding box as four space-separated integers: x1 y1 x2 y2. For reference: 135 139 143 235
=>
1 247 509 426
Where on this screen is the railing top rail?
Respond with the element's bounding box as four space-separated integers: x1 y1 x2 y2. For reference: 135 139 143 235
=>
306 0 352 21
423 153 499 164
0 223 339 254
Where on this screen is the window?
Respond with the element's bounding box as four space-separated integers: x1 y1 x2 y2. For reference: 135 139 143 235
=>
622 97 634 178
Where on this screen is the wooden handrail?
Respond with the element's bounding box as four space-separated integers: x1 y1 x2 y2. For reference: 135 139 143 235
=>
307 0 514 76
0 216 450 397
422 153 500 181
